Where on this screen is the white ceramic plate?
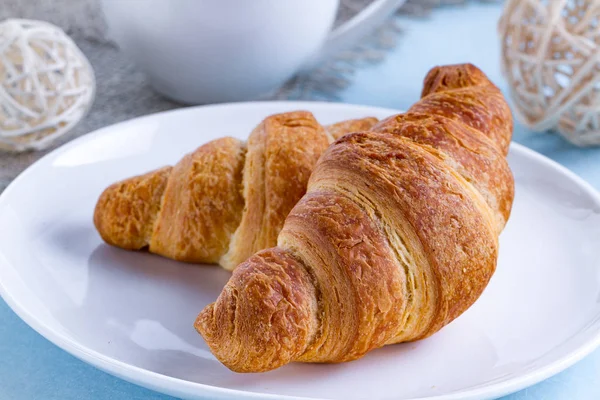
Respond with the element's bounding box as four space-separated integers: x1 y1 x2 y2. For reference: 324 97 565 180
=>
1 102 600 400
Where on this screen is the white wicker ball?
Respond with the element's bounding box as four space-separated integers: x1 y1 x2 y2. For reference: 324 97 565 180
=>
499 0 600 147
0 19 95 152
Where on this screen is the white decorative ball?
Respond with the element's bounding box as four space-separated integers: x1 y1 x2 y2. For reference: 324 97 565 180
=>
499 0 600 147
0 19 95 152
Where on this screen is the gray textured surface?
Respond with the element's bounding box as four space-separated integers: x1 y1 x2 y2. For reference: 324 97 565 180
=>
0 40 180 193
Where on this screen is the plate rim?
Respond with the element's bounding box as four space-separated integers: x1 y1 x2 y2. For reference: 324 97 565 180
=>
2 101 600 400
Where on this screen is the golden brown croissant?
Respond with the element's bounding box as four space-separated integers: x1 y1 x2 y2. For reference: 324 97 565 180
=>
195 63 515 372
93 112 378 270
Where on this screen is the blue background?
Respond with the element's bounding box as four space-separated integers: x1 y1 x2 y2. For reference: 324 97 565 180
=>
2 3 600 399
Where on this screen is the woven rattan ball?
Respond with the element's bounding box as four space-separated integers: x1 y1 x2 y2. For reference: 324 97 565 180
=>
499 0 600 146
0 19 95 152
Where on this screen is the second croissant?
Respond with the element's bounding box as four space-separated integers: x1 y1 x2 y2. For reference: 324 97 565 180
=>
93 113 377 270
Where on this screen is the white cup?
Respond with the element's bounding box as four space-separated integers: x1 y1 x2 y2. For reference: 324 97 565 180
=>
101 0 405 104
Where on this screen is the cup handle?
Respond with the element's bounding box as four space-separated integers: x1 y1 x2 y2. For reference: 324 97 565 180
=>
299 0 407 72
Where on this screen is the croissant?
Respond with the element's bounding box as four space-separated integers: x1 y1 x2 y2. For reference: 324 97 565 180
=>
195 63 515 372
93 111 377 270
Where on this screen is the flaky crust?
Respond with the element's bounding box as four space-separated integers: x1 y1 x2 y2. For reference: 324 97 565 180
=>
196 63 515 373
220 112 330 270
150 138 246 263
94 113 376 267
326 117 379 141
94 166 172 250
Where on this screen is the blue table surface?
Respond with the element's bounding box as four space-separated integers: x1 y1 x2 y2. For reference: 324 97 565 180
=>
2 3 600 400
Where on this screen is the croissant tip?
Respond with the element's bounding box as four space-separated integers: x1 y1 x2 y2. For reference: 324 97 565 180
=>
421 63 491 98
93 185 116 243
194 303 214 336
